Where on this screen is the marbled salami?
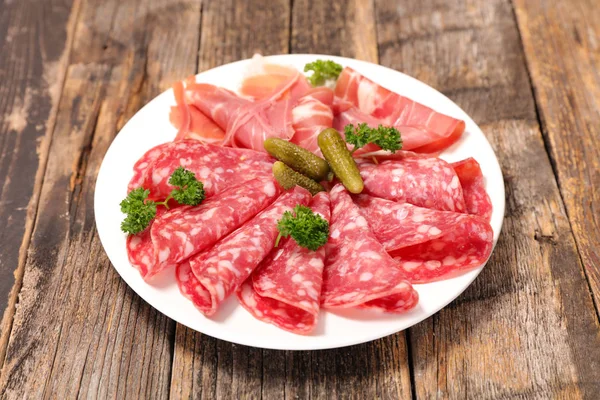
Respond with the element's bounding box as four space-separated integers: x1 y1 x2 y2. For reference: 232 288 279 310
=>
128 140 273 200
180 187 312 316
451 158 493 222
237 192 331 334
321 184 418 313
355 194 493 283
358 157 466 212
129 177 282 280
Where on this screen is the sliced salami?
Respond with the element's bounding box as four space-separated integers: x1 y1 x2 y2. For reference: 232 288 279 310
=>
355 194 493 283
358 157 466 212
129 140 273 200
237 192 331 334
128 177 282 280
451 158 493 222
128 143 172 192
126 207 167 276
321 184 418 313
181 187 312 316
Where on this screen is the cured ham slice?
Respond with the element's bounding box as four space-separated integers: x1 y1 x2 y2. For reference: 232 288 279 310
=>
355 195 493 283
180 187 312 316
237 192 331 334
185 83 295 151
129 140 273 200
451 158 492 221
321 184 418 313
240 54 311 102
291 87 334 155
357 157 466 212
170 81 226 143
334 67 465 153
128 178 282 280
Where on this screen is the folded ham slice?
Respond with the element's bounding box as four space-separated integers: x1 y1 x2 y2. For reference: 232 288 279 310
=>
180 187 312 316
334 67 465 154
321 184 418 313
185 83 295 151
355 194 493 283
237 192 331 334
291 87 334 155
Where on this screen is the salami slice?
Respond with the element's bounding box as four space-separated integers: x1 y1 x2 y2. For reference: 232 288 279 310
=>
358 157 466 212
181 187 312 316
451 158 493 222
129 140 273 200
355 194 493 283
129 177 282 280
237 192 331 334
126 207 167 276
321 184 418 313
128 143 172 192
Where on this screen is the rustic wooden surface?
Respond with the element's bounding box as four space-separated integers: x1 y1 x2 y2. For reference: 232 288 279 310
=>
0 0 598 398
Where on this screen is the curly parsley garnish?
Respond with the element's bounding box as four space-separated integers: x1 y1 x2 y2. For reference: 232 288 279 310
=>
120 167 205 234
275 205 329 251
304 60 343 86
344 123 403 154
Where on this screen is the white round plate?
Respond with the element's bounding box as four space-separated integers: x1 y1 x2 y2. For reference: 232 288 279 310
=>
95 54 505 350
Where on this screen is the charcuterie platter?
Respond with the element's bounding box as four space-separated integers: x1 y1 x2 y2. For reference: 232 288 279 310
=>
95 54 504 350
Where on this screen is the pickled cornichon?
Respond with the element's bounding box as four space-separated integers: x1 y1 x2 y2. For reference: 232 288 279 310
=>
272 161 325 195
317 128 364 194
264 138 330 182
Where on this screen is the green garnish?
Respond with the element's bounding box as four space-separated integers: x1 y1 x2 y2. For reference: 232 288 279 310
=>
344 123 403 154
304 60 343 86
120 188 157 235
120 167 205 234
167 167 205 206
275 205 329 251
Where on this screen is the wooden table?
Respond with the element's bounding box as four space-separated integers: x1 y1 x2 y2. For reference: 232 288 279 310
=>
1 0 599 398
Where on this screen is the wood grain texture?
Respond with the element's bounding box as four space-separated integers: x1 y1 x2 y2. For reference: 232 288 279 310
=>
0 0 80 365
513 0 600 315
0 0 201 398
373 0 600 397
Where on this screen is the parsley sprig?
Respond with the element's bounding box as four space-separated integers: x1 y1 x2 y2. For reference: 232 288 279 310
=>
344 123 403 154
275 205 329 251
304 60 343 86
120 167 205 234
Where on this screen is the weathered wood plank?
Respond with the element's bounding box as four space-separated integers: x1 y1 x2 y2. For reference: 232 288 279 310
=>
513 0 600 316
0 0 201 398
0 0 80 365
373 0 600 397
291 0 378 61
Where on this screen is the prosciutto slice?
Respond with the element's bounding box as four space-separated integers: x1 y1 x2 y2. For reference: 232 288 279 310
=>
334 67 465 153
357 157 466 212
237 192 331 334
180 187 312 316
128 178 282 280
170 81 226 143
291 87 334 155
129 140 273 200
321 184 418 313
185 83 295 151
355 195 493 283
240 54 311 102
